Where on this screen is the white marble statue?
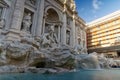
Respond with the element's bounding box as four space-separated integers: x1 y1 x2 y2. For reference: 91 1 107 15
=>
0 18 5 29
49 24 58 46
66 32 70 45
22 13 32 33
41 33 51 48
73 44 82 54
40 24 59 48
70 0 76 11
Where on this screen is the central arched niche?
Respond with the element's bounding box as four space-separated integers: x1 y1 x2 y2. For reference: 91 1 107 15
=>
46 8 59 22
43 7 61 44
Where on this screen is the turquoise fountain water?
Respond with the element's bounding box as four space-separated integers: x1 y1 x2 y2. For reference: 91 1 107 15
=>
0 69 120 80
0 39 119 80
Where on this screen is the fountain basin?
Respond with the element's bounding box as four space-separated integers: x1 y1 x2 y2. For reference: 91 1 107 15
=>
0 69 120 80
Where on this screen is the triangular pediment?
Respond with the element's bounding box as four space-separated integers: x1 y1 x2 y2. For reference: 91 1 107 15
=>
0 0 9 7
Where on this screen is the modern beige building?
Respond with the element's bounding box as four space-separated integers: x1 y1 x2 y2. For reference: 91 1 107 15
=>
87 10 120 58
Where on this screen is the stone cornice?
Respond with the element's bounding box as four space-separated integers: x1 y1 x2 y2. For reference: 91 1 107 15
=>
0 0 9 7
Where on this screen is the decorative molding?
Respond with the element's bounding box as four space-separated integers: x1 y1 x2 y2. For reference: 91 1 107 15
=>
0 0 9 7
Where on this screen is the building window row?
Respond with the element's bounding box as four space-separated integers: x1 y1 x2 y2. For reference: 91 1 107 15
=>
87 22 120 33
87 26 120 36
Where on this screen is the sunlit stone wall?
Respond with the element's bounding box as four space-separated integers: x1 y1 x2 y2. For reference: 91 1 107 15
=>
0 0 87 50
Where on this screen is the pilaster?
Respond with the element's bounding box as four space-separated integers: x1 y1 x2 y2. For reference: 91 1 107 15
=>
36 0 45 37
71 14 76 47
10 0 25 30
61 2 67 45
6 0 26 41
62 12 67 45
84 31 87 48
58 25 61 42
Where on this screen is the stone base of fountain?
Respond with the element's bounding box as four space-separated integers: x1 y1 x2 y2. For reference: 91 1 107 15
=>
0 37 113 73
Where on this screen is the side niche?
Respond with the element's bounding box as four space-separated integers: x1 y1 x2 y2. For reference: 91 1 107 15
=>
0 7 4 29
0 7 2 18
66 30 70 45
21 9 34 34
0 18 5 29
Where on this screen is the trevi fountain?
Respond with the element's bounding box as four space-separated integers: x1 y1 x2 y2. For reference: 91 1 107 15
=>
0 0 120 80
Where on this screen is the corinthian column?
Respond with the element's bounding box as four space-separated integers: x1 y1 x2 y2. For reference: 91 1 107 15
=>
71 15 76 47
36 0 45 37
11 0 25 30
61 6 67 45
6 0 25 41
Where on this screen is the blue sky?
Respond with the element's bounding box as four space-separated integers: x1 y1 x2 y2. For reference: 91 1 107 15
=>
75 0 120 23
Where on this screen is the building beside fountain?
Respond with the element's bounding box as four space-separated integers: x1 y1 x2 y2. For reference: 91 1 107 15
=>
87 10 120 58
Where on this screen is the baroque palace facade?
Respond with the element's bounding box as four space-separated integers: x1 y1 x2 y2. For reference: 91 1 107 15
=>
0 0 87 50
87 10 120 58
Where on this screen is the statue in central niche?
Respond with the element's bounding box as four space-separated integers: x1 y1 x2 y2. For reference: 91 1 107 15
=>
22 13 32 33
49 24 58 44
41 24 59 48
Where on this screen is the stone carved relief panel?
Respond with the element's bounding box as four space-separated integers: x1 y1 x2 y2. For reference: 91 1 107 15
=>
67 17 73 31
67 16 71 26
82 31 86 40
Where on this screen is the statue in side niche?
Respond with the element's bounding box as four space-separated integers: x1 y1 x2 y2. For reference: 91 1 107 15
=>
66 32 70 45
0 18 5 29
22 13 32 33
